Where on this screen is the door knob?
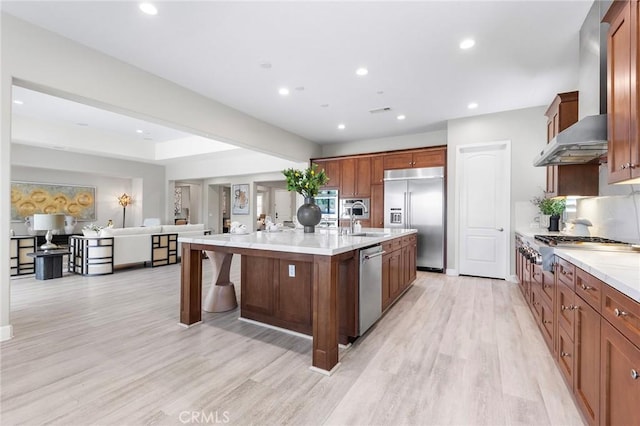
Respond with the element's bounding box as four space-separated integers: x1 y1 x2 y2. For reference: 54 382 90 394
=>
496 227 504 232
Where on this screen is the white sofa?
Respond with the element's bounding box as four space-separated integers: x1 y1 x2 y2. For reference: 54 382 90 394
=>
99 224 206 267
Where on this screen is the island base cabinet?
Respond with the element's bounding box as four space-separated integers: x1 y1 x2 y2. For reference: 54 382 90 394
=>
240 252 358 343
600 320 640 426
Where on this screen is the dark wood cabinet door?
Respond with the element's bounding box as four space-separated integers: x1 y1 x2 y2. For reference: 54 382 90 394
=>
574 298 601 426
389 249 402 300
371 155 384 184
557 282 576 340
241 256 275 316
314 160 341 189
606 0 634 183
370 184 384 228
340 158 356 197
558 324 575 389
275 260 312 333
600 320 640 426
412 149 445 168
383 152 413 170
355 157 371 197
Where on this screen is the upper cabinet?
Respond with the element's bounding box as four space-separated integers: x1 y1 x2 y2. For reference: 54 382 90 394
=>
604 0 640 183
544 92 599 197
340 157 371 197
383 147 445 170
312 159 341 189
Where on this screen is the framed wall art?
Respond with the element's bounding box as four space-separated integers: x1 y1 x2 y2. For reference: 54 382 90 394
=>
11 181 96 221
232 184 250 215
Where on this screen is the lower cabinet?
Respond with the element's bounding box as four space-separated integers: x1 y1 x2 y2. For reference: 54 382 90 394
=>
574 299 601 426
382 235 417 311
600 320 640 426
240 250 358 344
516 250 640 426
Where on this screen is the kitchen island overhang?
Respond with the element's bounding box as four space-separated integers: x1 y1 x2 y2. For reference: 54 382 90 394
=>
178 228 417 373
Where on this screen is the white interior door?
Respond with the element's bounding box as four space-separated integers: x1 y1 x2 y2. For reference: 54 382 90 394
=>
274 190 293 222
457 141 510 279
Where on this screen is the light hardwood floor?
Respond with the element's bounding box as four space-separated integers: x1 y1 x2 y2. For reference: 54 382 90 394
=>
1 259 584 425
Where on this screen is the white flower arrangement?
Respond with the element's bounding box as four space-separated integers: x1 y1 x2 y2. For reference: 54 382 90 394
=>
82 223 103 232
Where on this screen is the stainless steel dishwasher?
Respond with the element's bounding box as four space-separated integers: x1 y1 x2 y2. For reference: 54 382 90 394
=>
359 244 385 336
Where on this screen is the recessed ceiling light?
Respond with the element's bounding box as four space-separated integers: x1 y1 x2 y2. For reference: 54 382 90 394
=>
320 104 329 108
278 87 290 96
397 115 406 120
139 3 158 15
136 129 144 134
377 91 384 95
337 124 346 130
259 61 272 69
460 38 475 50
356 67 369 76
468 102 479 109
13 100 24 105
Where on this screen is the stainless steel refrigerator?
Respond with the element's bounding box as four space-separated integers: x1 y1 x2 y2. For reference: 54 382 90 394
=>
384 167 445 271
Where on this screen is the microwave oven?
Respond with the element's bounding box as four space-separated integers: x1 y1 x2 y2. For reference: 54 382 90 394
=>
340 198 370 219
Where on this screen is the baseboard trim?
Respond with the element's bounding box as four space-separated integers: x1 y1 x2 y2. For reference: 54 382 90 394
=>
0 325 14 342
238 317 312 340
506 274 519 283
445 268 458 276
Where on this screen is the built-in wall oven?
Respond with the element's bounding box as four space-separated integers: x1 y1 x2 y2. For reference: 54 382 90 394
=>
316 189 339 228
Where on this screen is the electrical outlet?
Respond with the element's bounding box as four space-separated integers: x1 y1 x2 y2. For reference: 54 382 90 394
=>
288 264 295 277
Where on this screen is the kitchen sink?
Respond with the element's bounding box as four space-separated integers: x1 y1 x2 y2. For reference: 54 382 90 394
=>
350 232 390 238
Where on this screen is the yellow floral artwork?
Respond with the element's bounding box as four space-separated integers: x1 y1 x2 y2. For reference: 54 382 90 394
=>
11 181 96 221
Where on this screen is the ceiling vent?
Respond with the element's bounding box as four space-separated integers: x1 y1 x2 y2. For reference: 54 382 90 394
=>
369 106 392 114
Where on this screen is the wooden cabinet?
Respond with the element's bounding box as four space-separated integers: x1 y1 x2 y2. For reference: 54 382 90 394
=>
371 155 384 184
544 91 599 196
600 320 640 426
313 159 341 189
381 235 416 311
604 0 640 183
516 245 640 425
370 184 384 228
340 157 371 198
383 147 445 170
574 297 601 426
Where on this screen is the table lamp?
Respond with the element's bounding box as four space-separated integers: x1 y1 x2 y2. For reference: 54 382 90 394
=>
32 213 65 250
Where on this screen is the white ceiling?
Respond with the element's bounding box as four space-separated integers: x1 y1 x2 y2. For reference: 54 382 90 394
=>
4 0 594 152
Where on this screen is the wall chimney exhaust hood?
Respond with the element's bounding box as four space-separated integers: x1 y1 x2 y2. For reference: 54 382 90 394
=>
533 114 608 167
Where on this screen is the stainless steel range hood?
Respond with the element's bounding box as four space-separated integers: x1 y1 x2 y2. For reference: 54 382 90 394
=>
533 114 607 166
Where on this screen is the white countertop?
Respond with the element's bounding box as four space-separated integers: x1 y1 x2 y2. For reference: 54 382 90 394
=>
516 228 640 303
179 227 417 256
554 248 640 303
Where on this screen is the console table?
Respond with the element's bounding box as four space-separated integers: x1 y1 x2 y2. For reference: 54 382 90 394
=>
27 249 71 280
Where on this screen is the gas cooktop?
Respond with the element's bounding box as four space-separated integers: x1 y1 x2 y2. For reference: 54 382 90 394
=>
534 235 628 246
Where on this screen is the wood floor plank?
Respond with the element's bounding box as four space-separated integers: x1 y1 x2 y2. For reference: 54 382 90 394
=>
1 262 584 425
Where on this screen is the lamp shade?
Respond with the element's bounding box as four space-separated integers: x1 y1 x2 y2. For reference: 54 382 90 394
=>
32 213 65 231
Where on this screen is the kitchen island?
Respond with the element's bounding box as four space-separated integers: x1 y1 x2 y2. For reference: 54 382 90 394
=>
178 228 417 374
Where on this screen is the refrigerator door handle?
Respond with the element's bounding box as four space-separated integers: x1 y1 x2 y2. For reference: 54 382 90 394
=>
407 191 412 228
403 192 408 229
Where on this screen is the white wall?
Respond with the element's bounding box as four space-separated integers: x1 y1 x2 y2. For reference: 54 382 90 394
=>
321 129 447 157
11 144 166 226
1 13 320 340
446 106 547 276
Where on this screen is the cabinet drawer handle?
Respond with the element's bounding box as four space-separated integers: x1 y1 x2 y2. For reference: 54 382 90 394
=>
544 284 552 289
561 304 575 311
614 308 628 317
561 352 571 357
621 163 628 170
543 320 552 324
632 369 640 380
630 163 637 169
581 284 593 291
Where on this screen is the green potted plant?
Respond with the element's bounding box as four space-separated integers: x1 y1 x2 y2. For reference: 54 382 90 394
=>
532 196 566 231
282 164 329 233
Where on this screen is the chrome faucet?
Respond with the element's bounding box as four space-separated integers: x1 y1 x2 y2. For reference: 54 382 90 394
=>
349 200 368 233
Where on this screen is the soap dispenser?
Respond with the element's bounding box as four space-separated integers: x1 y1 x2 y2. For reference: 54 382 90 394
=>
354 220 362 233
